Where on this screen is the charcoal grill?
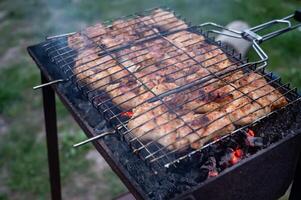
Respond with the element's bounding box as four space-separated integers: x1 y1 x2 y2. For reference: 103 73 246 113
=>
28 7 301 200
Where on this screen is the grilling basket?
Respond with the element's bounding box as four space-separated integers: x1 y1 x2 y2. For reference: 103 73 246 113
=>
34 8 301 168
33 8 301 171
28 7 301 200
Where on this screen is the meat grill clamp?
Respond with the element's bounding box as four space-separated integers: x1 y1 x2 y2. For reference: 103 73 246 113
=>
27 7 301 200
73 10 301 149
147 9 301 103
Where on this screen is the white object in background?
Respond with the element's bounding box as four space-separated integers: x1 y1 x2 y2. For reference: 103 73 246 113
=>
216 21 251 58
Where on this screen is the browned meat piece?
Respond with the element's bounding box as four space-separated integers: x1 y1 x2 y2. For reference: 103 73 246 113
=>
106 82 178 111
68 32 87 49
68 23 106 49
181 111 235 149
128 101 187 150
223 70 245 83
110 17 159 42
237 72 288 110
194 45 235 71
150 9 188 31
106 77 154 110
167 30 237 74
167 31 205 48
223 90 268 126
184 80 235 113
83 23 107 43
73 48 111 91
128 101 234 150
106 56 136 81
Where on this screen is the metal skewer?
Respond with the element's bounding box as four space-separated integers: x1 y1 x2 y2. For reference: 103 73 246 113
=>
73 131 114 148
46 32 76 40
33 79 65 90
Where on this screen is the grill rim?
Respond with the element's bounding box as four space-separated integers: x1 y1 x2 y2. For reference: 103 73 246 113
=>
28 38 301 200
39 7 301 168
27 7 301 200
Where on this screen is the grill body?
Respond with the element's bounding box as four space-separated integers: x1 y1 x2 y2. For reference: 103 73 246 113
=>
175 132 301 200
28 43 301 200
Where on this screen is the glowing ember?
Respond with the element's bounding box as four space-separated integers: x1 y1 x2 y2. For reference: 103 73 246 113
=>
230 149 243 165
208 170 219 177
247 129 255 137
121 111 133 118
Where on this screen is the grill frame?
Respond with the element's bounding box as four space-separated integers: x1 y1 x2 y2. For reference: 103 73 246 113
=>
41 20 301 168
28 43 301 200
28 7 301 200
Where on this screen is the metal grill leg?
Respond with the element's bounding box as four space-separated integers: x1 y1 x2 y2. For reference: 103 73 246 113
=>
289 152 301 200
41 72 62 200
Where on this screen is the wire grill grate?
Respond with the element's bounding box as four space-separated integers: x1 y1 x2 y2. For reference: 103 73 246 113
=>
42 7 301 168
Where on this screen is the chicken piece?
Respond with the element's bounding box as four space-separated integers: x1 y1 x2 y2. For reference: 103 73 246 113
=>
68 33 87 49
223 70 245 83
167 31 205 49
128 101 186 150
68 23 106 49
223 90 268 126
73 48 111 91
109 17 158 43
83 23 107 44
167 30 236 73
151 9 188 31
181 111 235 149
106 77 153 110
166 31 239 84
199 47 233 71
106 57 136 81
184 80 235 113
237 72 288 110
128 101 234 150
106 40 169 81
151 82 178 95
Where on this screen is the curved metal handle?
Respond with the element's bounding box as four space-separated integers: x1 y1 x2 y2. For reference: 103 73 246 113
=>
248 12 301 43
198 10 300 80
73 130 115 148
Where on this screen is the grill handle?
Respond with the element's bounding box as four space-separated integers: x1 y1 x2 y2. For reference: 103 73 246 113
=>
294 9 301 22
199 10 301 73
244 10 301 43
201 10 301 44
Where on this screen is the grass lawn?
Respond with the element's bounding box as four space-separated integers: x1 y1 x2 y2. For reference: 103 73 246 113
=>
0 0 300 199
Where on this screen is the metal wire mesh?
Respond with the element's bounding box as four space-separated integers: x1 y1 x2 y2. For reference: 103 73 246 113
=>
42 7 300 168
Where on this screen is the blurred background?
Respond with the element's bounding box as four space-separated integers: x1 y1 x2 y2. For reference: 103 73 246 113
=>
0 0 300 199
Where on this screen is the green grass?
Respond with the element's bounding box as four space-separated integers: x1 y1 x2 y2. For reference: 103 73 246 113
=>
103 170 127 197
0 0 300 199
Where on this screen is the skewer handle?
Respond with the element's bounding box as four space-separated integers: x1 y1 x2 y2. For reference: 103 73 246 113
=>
73 131 114 148
33 79 65 90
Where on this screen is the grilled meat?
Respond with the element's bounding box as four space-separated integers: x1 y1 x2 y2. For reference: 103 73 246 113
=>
150 8 188 31
128 101 234 150
73 48 111 91
237 72 288 109
127 101 186 150
223 72 288 126
68 9 288 151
